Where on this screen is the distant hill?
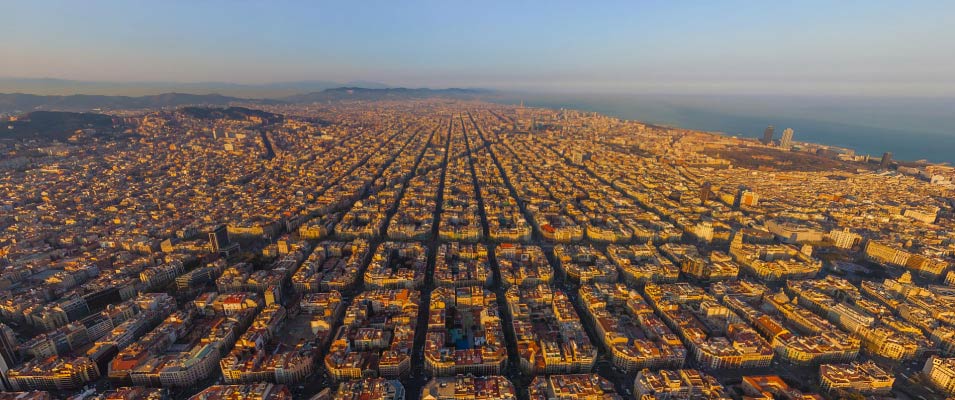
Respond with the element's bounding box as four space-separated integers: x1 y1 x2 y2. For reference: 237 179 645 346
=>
0 86 494 115
0 77 390 98
2 111 117 141
0 92 255 114
176 106 282 123
284 87 491 103
0 107 285 142
342 81 390 89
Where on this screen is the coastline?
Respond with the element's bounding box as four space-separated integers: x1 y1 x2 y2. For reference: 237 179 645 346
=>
491 92 955 165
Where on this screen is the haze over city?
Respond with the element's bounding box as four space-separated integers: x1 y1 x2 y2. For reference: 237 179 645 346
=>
3 1 955 96
2 2 955 400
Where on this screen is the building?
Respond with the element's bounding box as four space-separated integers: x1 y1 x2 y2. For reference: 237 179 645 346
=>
506 284 597 374
734 186 758 208
864 241 911 267
176 266 219 291
496 244 553 288
765 220 824 244
728 242 822 282
740 375 823 399
219 305 318 385
0 393 54 400
644 283 774 369
7 356 100 391
0 354 10 392
780 128 794 149
190 383 292 400
700 181 712 204
827 229 861 249
425 286 507 376
527 374 620 400
880 152 892 169
827 303 875 334
318 378 405 400
421 375 516 400
903 206 939 224
634 368 730 399
325 289 418 380
610 243 680 285
0 323 17 391
923 356 955 395
0 323 16 367
757 292 860 365
761 125 775 145
434 243 491 288
208 225 230 254
819 361 894 395
578 283 684 372
932 326 955 356
90 387 165 400
364 242 428 289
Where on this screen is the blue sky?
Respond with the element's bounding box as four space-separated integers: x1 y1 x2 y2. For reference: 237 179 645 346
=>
2 0 954 95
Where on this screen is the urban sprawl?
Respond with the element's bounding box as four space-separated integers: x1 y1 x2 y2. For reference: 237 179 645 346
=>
2 100 955 400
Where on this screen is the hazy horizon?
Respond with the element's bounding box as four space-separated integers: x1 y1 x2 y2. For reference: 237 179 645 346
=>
2 77 953 163
3 1 955 97
3 77 955 100
3 1 953 163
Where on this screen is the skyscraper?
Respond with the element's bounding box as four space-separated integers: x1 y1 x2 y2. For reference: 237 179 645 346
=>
208 225 230 253
0 323 17 391
780 128 794 149
700 181 712 204
880 152 893 169
0 354 8 392
761 125 775 145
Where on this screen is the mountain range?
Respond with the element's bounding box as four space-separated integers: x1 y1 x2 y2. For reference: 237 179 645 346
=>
0 77 390 97
0 92 246 114
0 87 492 114
284 87 490 103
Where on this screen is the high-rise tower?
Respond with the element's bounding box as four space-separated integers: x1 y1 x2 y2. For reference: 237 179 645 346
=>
780 128 794 149
700 181 713 204
761 125 775 145
208 225 230 253
0 323 17 391
880 152 893 169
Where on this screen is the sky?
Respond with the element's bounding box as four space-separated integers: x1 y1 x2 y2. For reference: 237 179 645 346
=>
2 0 955 96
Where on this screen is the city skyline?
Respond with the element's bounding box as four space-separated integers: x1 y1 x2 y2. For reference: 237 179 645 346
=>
3 2 955 400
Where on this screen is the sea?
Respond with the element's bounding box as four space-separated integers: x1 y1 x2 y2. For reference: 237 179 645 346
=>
496 93 955 165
